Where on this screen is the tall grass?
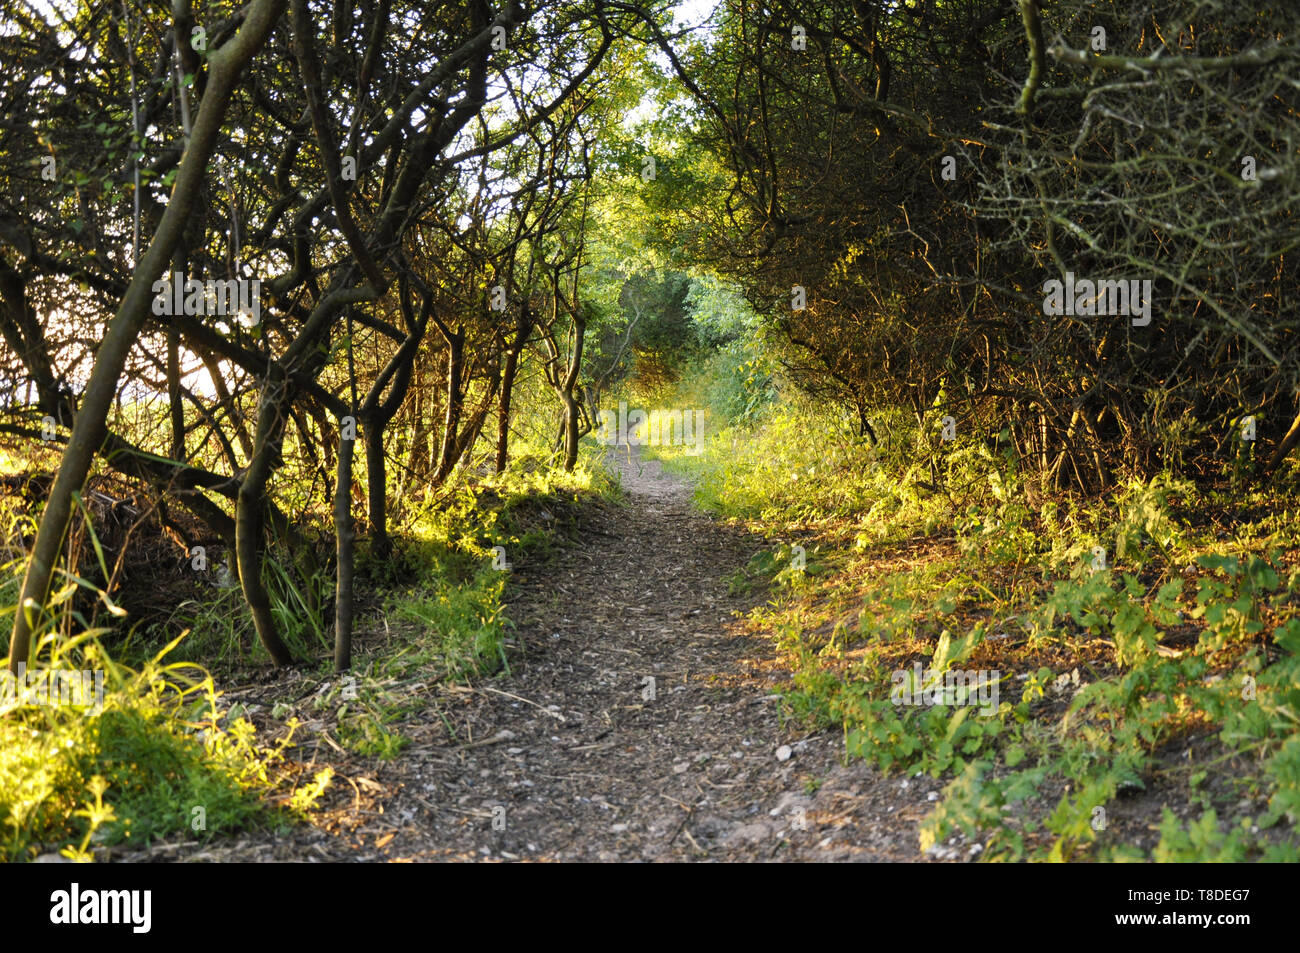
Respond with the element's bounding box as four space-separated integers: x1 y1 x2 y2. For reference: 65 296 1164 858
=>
1 621 327 861
0 484 330 861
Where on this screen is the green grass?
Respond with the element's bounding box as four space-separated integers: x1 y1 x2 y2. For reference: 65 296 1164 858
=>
1 628 328 861
0 487 332 862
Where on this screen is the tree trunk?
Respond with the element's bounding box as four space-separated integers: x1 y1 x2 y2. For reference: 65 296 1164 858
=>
334 419 355 671
496 340 521 473
361 299 425 553
560 309 586 472
235 371 296 667
364 420 389 558
167 338 185 463
432 329 465 483
562 390 580 471
403 361 429 492
1266 407 1300 479
167 245 188 461
495 307 534 473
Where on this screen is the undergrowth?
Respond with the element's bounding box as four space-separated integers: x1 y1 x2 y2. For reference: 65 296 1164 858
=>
641 366 1300 862
0 624 329 861
0 423 615 857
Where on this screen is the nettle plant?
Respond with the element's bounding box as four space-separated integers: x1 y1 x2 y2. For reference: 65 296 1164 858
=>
953 500 1039 567
1032 572 1182 666
829 625 1014 778
1221 616 1300 828
1189 553 1291 655
1046 475 1191 576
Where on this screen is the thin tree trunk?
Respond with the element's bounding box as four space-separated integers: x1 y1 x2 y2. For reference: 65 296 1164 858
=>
200 350 255 460
496 341 521 473
334 420 355 671
432 330 465 483
561 309 586 472
402 363 428 493
361 291 426 553
167 329 185 462
495 307 534 472
364 421 388 558
235 370 295 667
167 247 188 462
1266 407 1300 479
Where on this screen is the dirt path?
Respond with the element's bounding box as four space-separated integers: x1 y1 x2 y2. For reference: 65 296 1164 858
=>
116 448 956 862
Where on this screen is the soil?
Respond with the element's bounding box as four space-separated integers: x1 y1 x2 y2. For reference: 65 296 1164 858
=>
107 447 964 863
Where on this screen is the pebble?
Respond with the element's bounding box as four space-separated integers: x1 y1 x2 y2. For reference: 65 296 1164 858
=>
776 745 793 761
